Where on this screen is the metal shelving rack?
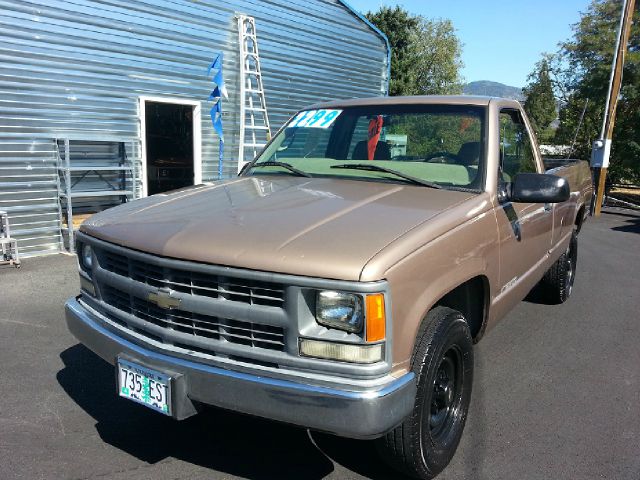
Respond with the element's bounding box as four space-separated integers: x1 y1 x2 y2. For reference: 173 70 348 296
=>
0 210 21 268
56 139 133 253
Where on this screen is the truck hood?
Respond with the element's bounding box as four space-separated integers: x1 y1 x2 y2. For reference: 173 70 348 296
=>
81 176 475 281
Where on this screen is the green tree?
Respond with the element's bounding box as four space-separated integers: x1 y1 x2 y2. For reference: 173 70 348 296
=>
553 0 640 182
366 6 419 96
523 58 557 142
412 18 464 95
366 6 463 96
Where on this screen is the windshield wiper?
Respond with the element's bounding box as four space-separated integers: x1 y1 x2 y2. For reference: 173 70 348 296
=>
330 163 442 189
249 161 312 178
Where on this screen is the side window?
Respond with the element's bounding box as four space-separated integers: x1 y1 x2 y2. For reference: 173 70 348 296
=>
499 111 538 181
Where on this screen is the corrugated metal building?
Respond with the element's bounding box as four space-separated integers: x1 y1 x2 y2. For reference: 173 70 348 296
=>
0 0 389 257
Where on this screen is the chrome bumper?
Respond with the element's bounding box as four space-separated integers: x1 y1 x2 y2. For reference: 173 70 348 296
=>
65 298 416 439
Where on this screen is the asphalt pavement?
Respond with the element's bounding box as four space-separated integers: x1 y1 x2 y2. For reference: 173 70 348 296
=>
0 207 638 480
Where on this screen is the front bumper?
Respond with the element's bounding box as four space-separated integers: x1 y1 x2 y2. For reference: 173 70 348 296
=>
65 298 416 439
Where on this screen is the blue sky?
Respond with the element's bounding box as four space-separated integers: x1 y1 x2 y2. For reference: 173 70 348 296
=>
347 0 593 87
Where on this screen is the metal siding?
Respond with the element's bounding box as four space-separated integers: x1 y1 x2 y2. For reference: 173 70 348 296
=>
0 0 388 256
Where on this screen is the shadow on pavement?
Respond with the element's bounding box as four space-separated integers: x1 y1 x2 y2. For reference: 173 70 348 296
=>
461 346 488 480
523 283 559 305
57 344 337 479
601 209 640 219
610 216 640 234
311 433 404 480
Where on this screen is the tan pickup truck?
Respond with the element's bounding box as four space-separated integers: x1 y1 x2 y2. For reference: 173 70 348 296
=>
66 96 592 479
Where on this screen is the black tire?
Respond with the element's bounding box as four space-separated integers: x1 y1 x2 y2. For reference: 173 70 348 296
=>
377 306 474 479
540 229 578 304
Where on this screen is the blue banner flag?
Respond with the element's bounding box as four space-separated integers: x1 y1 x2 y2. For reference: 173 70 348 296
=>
208 53 226 178
208 53 228 99
209 100 224 142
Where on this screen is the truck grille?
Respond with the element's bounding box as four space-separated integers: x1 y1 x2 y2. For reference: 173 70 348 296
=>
101 285 285 353
90 245 288 357
100 250 285 307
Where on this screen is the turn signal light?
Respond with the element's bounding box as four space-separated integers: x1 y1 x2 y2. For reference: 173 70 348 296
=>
366 293 386 342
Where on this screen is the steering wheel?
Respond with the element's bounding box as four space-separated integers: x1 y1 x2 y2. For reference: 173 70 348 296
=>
422 151 462 163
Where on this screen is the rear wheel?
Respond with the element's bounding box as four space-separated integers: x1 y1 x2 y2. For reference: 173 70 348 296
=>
377 307 473 479
540 229 578 304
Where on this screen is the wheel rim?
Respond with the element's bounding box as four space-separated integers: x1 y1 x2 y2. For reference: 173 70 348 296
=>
428 347 463 440
565 242 576 296
565 256 574 295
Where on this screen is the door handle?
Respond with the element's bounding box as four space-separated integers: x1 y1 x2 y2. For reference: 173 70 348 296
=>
544 203 552 212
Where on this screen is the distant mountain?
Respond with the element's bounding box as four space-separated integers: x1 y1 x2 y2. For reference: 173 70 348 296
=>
463 81 524 101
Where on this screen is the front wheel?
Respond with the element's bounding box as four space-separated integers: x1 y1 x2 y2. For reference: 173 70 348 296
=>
377 306 473 479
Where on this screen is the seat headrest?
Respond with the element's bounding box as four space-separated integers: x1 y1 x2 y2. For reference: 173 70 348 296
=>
352 140 391 160
457 142 481 166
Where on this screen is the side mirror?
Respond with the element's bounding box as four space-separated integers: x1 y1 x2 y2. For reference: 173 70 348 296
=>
509 173 570 203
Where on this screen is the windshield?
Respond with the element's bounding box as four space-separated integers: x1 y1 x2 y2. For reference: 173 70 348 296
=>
246 104 486 190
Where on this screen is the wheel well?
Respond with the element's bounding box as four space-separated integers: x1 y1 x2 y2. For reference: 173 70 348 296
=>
433 276 488 342
575 205 585 233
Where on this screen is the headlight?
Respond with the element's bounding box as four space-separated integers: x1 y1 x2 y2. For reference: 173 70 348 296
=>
315 291 363 333
80 244 93 271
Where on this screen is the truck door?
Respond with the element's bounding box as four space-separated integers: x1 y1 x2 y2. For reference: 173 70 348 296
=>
496 109 553 296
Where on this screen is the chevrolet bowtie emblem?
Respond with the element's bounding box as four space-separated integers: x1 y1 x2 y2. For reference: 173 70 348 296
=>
147 290 181 310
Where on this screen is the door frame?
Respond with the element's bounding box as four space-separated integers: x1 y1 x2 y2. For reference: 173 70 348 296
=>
139 96 202 198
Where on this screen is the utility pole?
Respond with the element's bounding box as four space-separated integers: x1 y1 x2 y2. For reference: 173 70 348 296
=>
591 0 636 216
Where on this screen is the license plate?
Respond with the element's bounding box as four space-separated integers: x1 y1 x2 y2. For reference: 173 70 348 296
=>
117 359 171 416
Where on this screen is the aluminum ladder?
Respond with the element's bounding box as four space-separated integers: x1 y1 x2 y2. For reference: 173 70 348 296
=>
237 15 271 173
0 211 20 268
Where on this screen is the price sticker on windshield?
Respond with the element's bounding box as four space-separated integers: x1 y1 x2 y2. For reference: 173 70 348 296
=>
289 109 342 129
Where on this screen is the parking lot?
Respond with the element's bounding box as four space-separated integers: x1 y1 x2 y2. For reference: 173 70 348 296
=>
1 208 638 480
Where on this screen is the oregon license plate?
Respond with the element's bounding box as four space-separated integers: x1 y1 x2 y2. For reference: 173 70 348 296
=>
117 359 171 416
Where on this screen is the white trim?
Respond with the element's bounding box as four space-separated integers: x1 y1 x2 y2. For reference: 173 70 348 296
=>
139 96 202 198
